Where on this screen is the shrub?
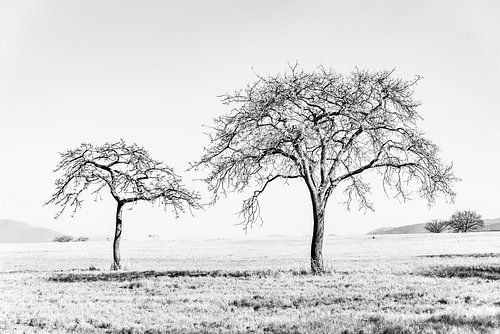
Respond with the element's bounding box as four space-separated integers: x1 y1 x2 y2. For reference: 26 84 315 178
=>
53 235 73 242
425 219 449 233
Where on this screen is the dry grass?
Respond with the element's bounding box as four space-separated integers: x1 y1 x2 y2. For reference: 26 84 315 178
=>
0 233 499 333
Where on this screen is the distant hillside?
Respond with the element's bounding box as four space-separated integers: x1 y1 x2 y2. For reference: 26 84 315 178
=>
0 219 63 243
365 226 393 234
367 217 500 235
482 218 500 231
368 222 428 235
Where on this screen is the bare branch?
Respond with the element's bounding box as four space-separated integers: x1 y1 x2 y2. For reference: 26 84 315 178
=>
47 140 201 218
193 66 457 229
238 174 301 231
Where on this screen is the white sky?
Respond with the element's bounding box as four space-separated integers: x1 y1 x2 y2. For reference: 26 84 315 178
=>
1 0 499 240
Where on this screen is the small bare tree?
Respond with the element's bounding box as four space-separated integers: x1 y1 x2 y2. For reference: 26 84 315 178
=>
193 66 456 273
47 140 200 270
424 219 449 233
447 210 484 233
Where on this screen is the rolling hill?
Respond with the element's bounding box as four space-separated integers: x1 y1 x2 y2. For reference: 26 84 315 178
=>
481 217 500 231
367 217 500 235
0 219 63 243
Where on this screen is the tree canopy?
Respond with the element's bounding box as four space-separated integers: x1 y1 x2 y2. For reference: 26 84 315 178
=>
195 66 456 228
448 210 484 233
48 140 199 217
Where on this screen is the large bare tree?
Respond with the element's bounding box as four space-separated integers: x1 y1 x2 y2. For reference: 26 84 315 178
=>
447 210 484 233
193 66 456 273
47 140 200 270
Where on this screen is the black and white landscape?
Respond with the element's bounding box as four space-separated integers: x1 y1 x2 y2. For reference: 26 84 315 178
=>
1 1 499 333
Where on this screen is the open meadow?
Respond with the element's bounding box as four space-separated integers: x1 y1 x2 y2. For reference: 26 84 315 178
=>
1 233 499 333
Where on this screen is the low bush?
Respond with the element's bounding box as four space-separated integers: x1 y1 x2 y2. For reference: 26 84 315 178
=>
53 235 73 242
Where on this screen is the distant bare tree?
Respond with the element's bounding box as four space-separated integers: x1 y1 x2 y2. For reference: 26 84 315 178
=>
447 210 484 233
47 140 200 270
193 65 456 273
424 219 449 233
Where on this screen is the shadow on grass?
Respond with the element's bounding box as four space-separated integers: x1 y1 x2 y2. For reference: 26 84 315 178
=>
48 269 313 282
425 312 500 328
344 312 500 334
420 265 500 280
419 253 500 258
230 294 357 310
108 311 500 334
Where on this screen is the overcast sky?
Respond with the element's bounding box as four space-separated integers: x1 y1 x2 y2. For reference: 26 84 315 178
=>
1 0 499 240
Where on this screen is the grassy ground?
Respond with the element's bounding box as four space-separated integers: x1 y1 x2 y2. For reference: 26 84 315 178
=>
0 233 499 333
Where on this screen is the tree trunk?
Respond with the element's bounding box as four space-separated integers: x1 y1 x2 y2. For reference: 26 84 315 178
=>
310 200 325 274
112 201 124 270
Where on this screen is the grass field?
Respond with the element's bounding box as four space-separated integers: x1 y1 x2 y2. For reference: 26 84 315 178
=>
1 233 499 333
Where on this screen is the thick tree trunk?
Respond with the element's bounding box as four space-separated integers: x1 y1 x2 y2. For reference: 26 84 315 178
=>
112 201 124 270
310 200 325 274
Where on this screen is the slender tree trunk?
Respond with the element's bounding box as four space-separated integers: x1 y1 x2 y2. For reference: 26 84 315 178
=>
310 199 325 274
112 201 124 270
